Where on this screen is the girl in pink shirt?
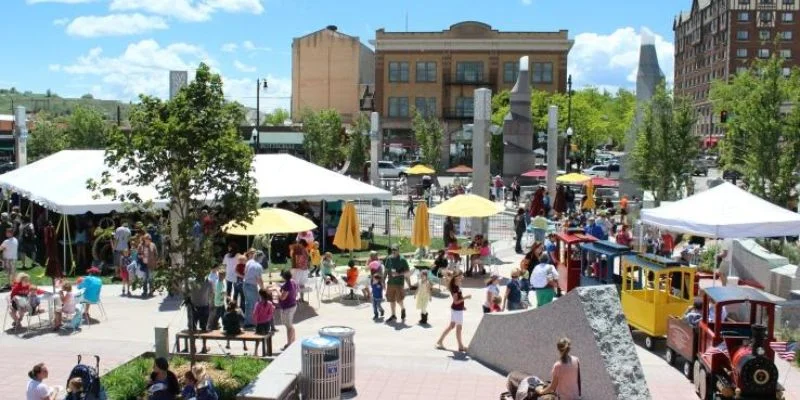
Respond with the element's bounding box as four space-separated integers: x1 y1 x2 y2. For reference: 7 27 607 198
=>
537 337 581 400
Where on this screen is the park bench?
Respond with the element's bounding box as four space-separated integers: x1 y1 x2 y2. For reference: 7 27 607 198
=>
174 329 274 357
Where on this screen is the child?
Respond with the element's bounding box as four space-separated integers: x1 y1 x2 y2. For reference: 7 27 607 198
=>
342 260 359 299
370 274 385 320
182 366 218 400
206 270 227 331
415 271 432 325
54 281 77 330
234 254 246 309
253 288 275 354
321 252 337 284
222 300 246 351
119 248 132 296
9 272 41 329
309 241 322 277
65 376 83 400
490 295 502 312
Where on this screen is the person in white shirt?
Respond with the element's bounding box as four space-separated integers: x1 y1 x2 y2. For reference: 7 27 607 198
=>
0 227 19 288
530 254 559 307
26 363 59 400
222 243 239 297
112 221 131 269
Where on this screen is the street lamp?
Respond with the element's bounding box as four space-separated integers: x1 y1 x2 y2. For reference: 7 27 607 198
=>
254 78 269 154
566 74 573 172
565 127 574 172
251 128 258 150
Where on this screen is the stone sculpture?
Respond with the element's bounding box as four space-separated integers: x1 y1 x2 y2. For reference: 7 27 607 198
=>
502 56 536 177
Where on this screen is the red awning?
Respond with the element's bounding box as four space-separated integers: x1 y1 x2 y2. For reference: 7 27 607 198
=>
522 169 547 178
702 137 720 148
590 177 619 187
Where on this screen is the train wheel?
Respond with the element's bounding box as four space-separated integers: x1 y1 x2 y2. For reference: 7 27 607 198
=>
693 360 703 392
682 360 693 380
697 368 715 400
644 336 654 350
665 348 675 365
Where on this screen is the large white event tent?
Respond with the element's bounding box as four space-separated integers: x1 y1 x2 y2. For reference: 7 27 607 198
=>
640 181 800 238
0 150 391 215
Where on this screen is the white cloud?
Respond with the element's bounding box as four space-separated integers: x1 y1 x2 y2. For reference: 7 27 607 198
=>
48 64 61 72
223 74 290 111
66 14 168 37
221 42 238 52
233 60 256 73
568 27 674 90
242 40 270 52
109 0 262 22
521 0 532 5
27 0 95 4
53 18 70 26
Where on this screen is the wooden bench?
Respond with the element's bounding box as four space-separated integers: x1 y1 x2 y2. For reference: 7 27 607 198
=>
175 329 273 357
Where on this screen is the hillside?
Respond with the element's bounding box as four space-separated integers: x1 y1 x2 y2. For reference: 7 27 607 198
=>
0 89 131 121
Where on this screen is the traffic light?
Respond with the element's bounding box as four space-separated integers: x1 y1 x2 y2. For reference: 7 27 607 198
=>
720 110 728 123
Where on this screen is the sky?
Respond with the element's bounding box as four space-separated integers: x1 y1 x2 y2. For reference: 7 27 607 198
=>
1 0 689 112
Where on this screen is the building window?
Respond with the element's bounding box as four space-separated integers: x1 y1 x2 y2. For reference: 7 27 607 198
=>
783 67 792 76
761 12 773 23
781 49 792 59
414 97 436 117
532 62 554 83
759 30 770 40
388 97 409 117
415 62 436 83
759 48 771 58
738 12 750 21
503 62 519 83
782 31 793 40
784 0 794 4
737 48 748 58
455 62 484 83
737 30 749 40
736 67 748 74
782 12 794 22
388 62 409 83
455 97 474 118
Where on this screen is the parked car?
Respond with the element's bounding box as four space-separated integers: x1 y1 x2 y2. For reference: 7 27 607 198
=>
691 160 709 176
722 169 742 181
582 163 620 179
366 161 407 178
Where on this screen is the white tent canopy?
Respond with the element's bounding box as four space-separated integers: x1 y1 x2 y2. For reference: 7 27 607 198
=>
640 182 800 238
0 150 391 215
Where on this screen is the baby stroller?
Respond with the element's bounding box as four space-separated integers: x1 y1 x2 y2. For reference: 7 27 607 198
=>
65 355 107 400
500 371 557 400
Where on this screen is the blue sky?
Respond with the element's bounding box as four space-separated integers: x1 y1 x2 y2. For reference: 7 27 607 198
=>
1 0 688 111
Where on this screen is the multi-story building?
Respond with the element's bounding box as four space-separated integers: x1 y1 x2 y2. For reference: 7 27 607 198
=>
372 21 572 167
291 25 375 124
674 0 800 141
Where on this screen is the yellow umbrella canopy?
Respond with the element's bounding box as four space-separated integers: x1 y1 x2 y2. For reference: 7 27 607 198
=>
428 194 502 218
411 201 431 248
223 207 317 236
406 164 436 175
557 172 591 184
583 180 596 210
333 202 362 251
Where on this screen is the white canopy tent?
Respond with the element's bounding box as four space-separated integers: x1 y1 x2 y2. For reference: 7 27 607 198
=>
640 182 800 238
0 150 391 215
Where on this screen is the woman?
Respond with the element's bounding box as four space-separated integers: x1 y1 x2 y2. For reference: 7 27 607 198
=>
483 274 501 313
431 249 448 278
615 224 633 247
26 363 59 400
536 338 581 400
278 269 298 350
291 239 310 303
530 254 559 307
147 357 180 400
436 271 471 352
222 243 239 297
138 234 158 297
10 272 41 329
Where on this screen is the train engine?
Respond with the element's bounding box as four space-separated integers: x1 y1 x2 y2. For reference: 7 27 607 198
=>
724 324 781 399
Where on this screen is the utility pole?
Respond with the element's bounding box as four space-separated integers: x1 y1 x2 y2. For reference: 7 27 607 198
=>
255 78 268 154
566 74 573 172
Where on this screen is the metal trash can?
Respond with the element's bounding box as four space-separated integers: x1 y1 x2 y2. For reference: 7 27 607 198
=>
300 336 341 400
319 326 356 391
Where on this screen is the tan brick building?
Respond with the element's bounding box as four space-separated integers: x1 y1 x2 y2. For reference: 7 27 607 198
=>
674 0 800 143
372 21 572 167
291 25 375 124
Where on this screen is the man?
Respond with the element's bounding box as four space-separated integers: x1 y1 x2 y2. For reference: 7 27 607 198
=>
544 233 558 264
243 250 265 327
619 195 629 224
564 187 575 213
531 211 549 243
19 217 36 269
384 245 410 323
188 276 212 333
443 217 454 244
112 221 131 272
0 227 18 290
514 208 526 254
585 217 606 240
596 213 613 240
79 267 103 321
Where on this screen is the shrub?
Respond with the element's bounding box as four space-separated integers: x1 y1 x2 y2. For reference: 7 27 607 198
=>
102 357 153 400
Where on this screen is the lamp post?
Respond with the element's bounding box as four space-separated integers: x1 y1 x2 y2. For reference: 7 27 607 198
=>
566 74 573 172
255 78 269 153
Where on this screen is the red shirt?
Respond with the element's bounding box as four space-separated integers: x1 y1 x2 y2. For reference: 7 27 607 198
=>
615 231 632 247
235 263 246 278
450 286 465 311
10 282 31 298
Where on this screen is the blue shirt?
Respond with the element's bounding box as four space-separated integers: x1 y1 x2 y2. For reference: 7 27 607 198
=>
371 282 384 300
506 279 522 303
78 276 103 303
586 223 607 240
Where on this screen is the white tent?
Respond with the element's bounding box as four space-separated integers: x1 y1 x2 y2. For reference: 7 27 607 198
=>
640 182 800 238
0 150 391 215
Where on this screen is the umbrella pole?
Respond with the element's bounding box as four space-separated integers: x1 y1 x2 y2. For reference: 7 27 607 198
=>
62 214 67 278
321 201 326 253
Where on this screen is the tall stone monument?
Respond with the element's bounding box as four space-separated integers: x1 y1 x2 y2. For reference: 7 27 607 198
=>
369 112 381 187
472 88 492 237
14 106 28 168
502 56 535 176
620 30 664 199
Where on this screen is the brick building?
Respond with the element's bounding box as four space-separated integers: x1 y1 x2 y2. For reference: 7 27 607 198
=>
372 21 572 167
291 25 375 124
674 0 800 142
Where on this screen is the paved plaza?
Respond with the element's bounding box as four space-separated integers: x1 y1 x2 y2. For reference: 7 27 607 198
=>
2 239 799 399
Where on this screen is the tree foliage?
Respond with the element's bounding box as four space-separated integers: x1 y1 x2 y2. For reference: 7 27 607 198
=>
348 113 370 174
631 81 698 205
710 55 800 206
301 109 346 169
64 105 109 149
263 108 290 126
28 115 68 161
411 109 444 168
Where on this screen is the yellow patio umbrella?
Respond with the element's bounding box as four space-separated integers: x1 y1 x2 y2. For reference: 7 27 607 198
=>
557 172 591 184
223 207 317 235
333 202 362 251
583 180 596 210
406 164 436 175
411 201 431 248
428 194 502 218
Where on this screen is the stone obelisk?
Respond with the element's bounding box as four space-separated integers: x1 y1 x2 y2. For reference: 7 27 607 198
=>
472 88 492 237
502 56 535 177
620 30 664 199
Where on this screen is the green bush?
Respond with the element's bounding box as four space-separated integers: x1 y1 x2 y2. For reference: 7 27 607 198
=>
697 243 719 273
102 357 153 400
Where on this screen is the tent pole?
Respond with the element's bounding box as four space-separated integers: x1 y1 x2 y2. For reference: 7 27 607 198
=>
321 201 326 253
62 214 67 277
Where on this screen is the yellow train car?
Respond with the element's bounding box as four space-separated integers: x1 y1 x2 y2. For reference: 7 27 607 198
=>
620 253 696 350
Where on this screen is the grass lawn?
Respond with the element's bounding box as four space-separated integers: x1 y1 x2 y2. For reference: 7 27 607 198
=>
0 262 115 288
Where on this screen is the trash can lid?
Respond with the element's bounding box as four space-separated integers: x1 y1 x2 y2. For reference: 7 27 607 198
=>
302 336 340 349
319 326 355 338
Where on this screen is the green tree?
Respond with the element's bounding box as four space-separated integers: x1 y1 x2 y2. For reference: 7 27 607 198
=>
411 109 444 168
302 109 346 169
490 91 510 171
81 93 94 99
710 55 800 206
348 113 370 175
263 108 290 126
64 106 108 148
28 115 68 160
89 63 259 364
631 81 698 205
